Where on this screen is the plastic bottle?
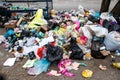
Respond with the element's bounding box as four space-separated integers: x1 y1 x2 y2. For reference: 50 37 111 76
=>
80 62 87 66
111 55 116 62
112 62 120 69
115 50 120 56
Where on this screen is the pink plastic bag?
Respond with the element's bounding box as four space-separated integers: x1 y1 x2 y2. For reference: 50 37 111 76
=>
58 59 75 77
77 36 88 45
74 21 80 32
80 36 88 45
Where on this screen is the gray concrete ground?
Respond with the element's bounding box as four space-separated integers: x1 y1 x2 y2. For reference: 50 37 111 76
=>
53 0 118 12
9 0 118 12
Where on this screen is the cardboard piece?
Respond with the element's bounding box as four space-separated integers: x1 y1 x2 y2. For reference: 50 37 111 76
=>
4 20 17 28
3 58 16 67
23 59 37 68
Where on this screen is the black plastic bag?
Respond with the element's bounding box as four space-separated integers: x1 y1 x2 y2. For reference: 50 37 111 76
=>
91 41 106 59
28 51 36 60
46 44 63 64
21 30 33 38
114 16 120 25
103 20 120 32
92 36 104 42
69 37 84 60
88 15 100 23
113 24 120 33
47 21 59 30
91 50 106 59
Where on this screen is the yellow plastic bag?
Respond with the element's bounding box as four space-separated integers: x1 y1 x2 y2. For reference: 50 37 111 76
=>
82 69 93 78
28 9 45 29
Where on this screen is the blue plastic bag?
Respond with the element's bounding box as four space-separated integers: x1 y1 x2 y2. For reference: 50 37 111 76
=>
4 29 14 38
28 58 51 75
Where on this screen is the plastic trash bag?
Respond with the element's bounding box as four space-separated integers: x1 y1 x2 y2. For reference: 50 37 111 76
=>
28 58 50 75
46 44 63 64
103 20 120 32
4 29 14 38
58 59 75 77
28 9 47 29
100 12 117 22
69 37 84 60
79 26 92 40
28 51 36 60
74 21 80 32
78 5 85 15
82 69 93 78
104 31 120 51
87 25 108 37
0 35 6 44
89 9 95 16
89 9 100 19
88 15 99 23
100 12 110 21
37 46 45 59
76 35 88 45
47 21 59 30
94 12 100 19
25 37 35 47
92 36 104 42
91 39 108 59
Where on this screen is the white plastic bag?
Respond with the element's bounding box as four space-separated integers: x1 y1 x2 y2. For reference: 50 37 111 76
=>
88 25 108 37
104 31 120 51
78 5 85 15
100 12 110 20
100 12 117 22
79 26 92 40
0 35 6 44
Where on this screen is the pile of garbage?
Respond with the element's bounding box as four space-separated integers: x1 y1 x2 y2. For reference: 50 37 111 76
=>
1 5 120 77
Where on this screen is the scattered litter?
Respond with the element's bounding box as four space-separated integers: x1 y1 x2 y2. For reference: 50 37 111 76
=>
0 1 120 78
3 58 16 67
115 50 120 56
79 62 87 66
83 53 93 60
99 64 107 71
28 58 50 75
22 59 37 69
72 62 80 70
82 69 93 78
46 70 61 76
58 59 75 77
111 55 116 62
112 62 120 69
